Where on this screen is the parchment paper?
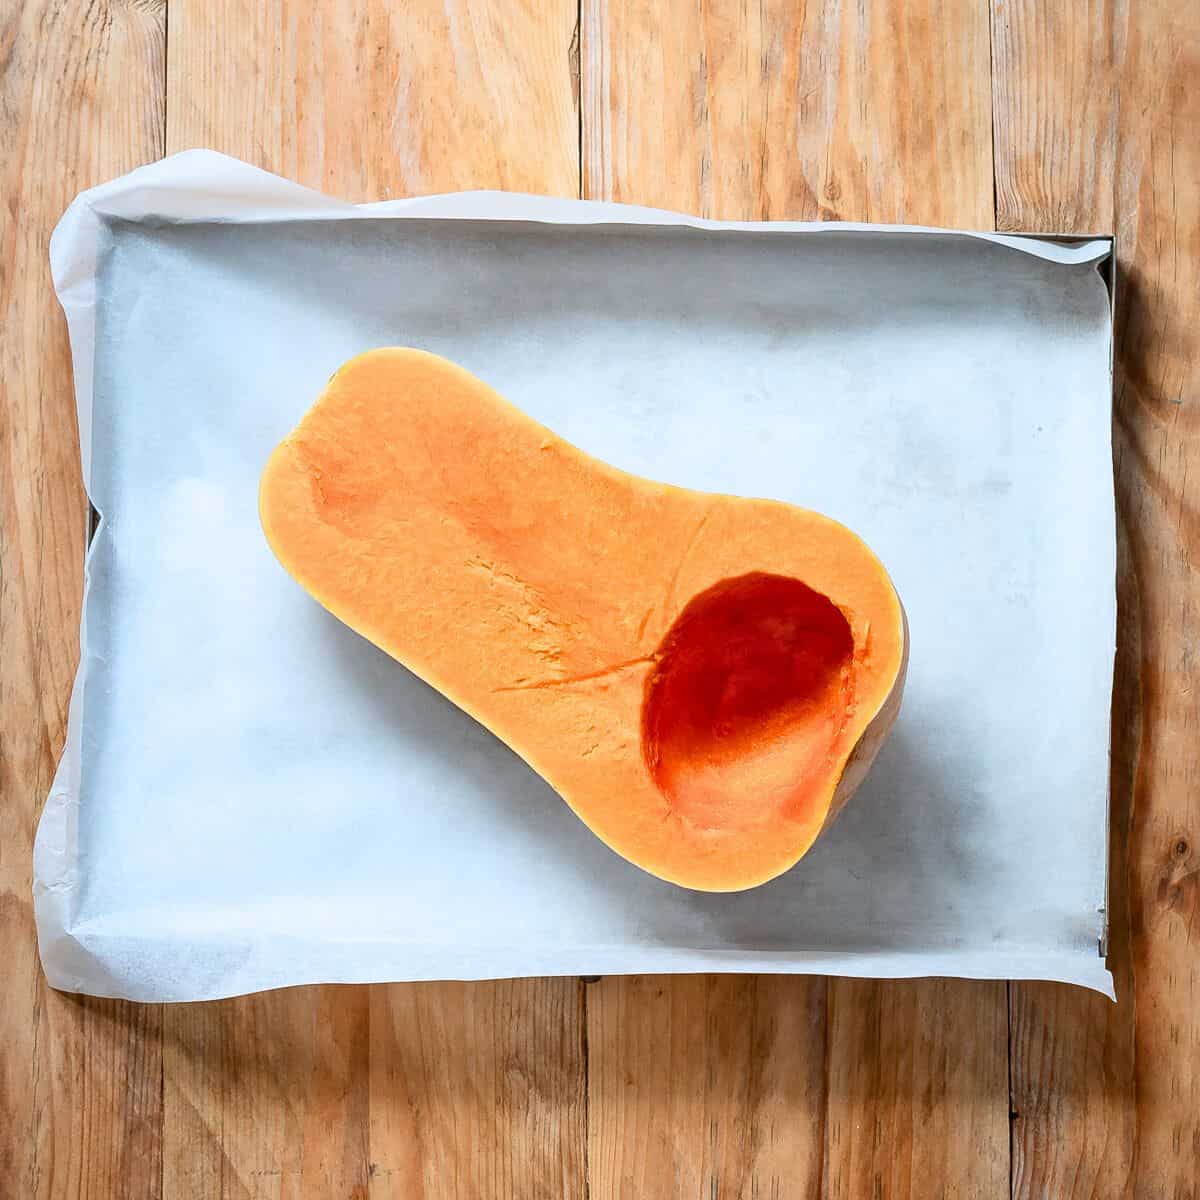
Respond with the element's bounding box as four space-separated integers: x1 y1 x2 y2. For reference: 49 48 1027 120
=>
35 152 1116 1001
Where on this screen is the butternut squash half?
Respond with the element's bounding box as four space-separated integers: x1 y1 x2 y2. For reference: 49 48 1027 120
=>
260 349 908 891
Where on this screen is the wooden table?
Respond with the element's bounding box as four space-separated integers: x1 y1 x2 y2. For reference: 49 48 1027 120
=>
2 2 1196 1196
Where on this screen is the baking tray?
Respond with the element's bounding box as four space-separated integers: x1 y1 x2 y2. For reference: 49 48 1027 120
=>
35 152 1116 1001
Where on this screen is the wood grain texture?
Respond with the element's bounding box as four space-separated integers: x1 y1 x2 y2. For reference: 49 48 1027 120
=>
159 4 586 1197
586 976 828 1198
1111 4 1200 1194
162 981 586 1200
824 979 1009 1200
0 1 165 1198
369 980 586 1200
581 4 1008 1196
166 0 580 199
994 1 1200 1196
162 986 371 1199
582 0 994 225
991 0 1120 234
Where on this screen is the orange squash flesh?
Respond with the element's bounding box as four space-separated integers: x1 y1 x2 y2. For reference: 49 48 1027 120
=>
260 349 907 892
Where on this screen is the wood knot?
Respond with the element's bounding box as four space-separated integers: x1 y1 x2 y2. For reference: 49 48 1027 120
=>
1156 834 1200 917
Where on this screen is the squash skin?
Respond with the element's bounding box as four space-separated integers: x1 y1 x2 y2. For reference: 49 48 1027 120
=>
260 348 907 891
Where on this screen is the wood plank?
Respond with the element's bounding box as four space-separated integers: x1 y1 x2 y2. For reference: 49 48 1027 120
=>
990 0 1118 234
582 0 994 226
1006 977 1136 1199
824 979 1009 1200
580 2 1007 1195
162 4 584 1197
586 976 828 1197
368 980 587 1200
993 3 1200 1196
162 986 370 1199
166 0 579 199
0 1 166 1197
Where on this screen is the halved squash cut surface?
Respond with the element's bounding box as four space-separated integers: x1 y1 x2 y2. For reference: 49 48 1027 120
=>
260 349 907 891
